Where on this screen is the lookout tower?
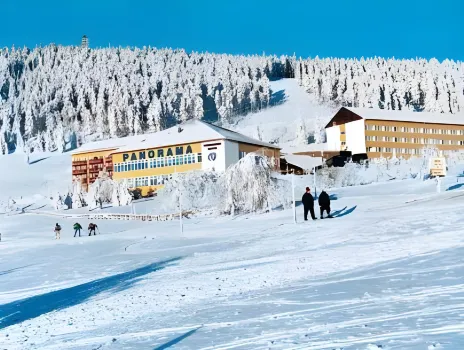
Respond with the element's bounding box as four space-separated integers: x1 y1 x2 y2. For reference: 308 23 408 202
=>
81 35 89 48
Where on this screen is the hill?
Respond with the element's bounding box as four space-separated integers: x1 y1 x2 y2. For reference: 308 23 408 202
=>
0 152 464 349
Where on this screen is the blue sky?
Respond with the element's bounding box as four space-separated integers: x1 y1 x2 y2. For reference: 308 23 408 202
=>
2 0 463 60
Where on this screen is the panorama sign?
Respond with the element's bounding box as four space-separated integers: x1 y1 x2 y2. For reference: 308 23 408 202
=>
122 145 194 162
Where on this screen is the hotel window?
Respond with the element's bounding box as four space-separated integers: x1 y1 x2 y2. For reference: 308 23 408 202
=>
459 141 464 146
401 127 406 132
198 153 202 163
452 130 458 135
392 126 397 132
392 137 398 142
401 138 407 143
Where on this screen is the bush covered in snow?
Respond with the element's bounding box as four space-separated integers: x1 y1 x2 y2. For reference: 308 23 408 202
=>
160 171 220 212
221 154 290 214
315 148 464 189
158 153 291 215
86 174 132 210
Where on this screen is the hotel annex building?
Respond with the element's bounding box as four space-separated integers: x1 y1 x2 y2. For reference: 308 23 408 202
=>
326 107 464 158
72 120 280 195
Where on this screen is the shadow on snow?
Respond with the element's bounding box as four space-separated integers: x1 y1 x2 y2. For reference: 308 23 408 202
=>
0 257 181 330
447 183 464 191
331 206 357 218
0 265 35 277
153 327 201 350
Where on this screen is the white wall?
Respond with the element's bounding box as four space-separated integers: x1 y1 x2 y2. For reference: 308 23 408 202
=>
345 120 366 154
201 141 226 172
224 141 239 170
326 126 341 151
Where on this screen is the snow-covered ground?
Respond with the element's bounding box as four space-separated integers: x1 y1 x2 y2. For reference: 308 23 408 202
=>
224 79 333 148
1 153 464 349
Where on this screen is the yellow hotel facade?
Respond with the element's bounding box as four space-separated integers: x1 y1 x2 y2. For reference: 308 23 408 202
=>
326 107 464 159
72 120 280 196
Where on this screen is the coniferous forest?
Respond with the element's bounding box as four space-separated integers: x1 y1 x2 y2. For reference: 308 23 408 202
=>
0 45 463 154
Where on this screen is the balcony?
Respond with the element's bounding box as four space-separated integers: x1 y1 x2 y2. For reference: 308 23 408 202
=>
89 158 104 165
72 169 87 176
72 160 87 166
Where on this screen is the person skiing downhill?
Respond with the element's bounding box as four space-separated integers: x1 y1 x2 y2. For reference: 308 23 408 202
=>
318 190 333 219
73 223 82 237
88 223 98 236
302 187 317 221
54 223 62 240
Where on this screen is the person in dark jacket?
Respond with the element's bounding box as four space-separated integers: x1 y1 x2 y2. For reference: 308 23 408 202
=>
88 223 98 236
302 187 317 221
318 190 332 219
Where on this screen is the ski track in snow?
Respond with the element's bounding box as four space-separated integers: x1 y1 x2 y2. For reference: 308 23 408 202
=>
1 155 464 348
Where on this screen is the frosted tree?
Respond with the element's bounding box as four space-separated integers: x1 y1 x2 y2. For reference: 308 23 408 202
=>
87 174 114 210
112 179 132 207
222 153 286 214
294 117 308 145
72 179 87 208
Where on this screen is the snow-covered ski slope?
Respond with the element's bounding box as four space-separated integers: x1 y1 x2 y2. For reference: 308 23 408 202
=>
225 79 333 148
1 153 464 349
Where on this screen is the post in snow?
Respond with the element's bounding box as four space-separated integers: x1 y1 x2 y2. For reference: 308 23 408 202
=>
436 176 441 193
313 166 317 198
292 171 296 224
179 190 184 234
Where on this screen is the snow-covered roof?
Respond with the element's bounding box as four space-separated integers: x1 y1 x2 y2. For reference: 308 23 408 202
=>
72 134 148 155
284 155 324 170
345 107 464 126
74 120 279 155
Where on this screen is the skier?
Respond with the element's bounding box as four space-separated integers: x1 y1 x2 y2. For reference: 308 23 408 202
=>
73 222 83 237
318 190 332 219
54 223 62 240
88 223 98 236
302 187 316 221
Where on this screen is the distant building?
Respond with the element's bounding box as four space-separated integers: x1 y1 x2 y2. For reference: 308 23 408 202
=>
81 35 89 48
325 107 464 159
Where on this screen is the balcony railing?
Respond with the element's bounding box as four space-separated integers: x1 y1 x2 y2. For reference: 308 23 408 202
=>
72 170 87 176
72 160 87 166
89 158 104 165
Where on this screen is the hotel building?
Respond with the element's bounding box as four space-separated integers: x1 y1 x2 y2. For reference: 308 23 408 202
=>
72 120 280 195
326 107 464 159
